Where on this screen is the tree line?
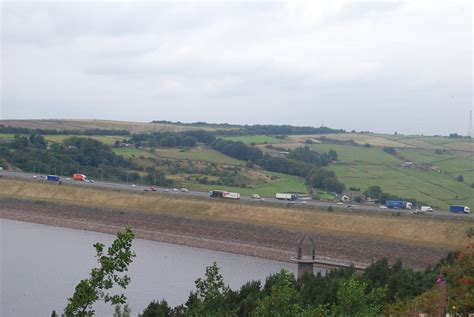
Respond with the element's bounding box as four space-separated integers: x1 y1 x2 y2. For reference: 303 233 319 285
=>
0 135 174 186
151 120 344 136
129 131 216 148
0 125 130 136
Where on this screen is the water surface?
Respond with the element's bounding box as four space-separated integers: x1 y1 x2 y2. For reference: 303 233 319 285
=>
1 219 296 316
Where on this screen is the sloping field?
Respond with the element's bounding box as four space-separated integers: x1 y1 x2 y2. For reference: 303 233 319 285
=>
329 163 473 209
287 133 413 148
112 147 157 158
220 135 282 144
0 178 470 249
308 143 402 165
183 171 307 196
153 148 245 165
0 119 220 133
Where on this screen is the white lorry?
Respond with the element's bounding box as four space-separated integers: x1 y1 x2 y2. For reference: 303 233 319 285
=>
420 206 433 212
275 193 297 201
209 190 241 200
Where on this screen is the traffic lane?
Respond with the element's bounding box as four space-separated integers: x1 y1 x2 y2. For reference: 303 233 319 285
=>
2 170 473 220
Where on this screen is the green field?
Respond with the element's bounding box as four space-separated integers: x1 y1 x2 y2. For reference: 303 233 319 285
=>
308 143 402 165
153 148 245 165
0 133 15 139
112 147 156 158
220 135 282 145
328 159 473 210
182 171 307 197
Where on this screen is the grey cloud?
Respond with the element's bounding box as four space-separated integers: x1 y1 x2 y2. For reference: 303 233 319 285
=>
1 1 472 135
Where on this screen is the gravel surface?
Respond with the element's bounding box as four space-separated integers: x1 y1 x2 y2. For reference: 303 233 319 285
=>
0 198 451 269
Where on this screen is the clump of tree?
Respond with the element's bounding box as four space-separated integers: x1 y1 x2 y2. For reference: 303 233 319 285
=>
287 146 337 165
213 140 263 162
306 168 345 193
457 175 464 182
383 146 396 155
0 135 175 185
131 130 216 148
258 154 314 177
448 133 471 139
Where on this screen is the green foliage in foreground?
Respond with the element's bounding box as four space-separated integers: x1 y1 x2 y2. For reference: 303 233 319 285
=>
61 228 136 317
56 226 470 316
139 257 448 317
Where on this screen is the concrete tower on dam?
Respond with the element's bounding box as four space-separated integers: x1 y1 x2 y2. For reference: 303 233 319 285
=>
291 234 318 279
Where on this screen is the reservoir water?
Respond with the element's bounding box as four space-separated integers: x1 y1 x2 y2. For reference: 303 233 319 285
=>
1 219 295 316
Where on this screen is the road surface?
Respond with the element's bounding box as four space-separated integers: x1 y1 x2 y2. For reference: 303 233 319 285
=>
1 170 472 222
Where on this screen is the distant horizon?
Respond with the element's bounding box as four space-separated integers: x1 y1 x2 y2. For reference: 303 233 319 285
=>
1 117 472 138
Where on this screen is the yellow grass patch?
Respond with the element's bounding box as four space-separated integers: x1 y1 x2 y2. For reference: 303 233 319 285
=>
0 178 470 249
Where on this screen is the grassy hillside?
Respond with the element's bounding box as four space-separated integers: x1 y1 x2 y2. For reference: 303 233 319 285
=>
1 119 472 209
275 132 473 209
221 135 283 145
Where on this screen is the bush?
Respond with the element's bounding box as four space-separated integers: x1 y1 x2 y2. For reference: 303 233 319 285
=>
383 147 396 155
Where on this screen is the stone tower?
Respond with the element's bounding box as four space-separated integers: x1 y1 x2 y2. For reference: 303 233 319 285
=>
291 234 318 279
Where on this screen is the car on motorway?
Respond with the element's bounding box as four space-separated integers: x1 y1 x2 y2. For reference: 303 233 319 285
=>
336 202 344 205
251 194 261 199
131 184 137 188
300 201 307 205
173 188 178 192
150 187 157 192
181 188 189 193
347 205 357 209
165 189 169 192
379 205 388 209
32 175 38 179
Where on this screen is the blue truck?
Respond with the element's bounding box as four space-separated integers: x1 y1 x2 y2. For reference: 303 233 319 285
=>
449 205 470 214
386 200 412 210
47 175 60 182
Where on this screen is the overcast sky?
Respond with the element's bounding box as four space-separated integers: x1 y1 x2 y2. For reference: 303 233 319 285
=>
1 1 472 135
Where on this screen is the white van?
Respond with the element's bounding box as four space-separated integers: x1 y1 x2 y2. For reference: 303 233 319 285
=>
420 206 433 212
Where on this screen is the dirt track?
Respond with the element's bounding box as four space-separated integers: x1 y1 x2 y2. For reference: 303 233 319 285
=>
0 198 452 269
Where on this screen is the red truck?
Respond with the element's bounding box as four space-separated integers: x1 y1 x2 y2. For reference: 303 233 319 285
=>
73 173 87 181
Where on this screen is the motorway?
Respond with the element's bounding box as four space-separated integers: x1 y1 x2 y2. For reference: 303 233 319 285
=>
1 170 473 222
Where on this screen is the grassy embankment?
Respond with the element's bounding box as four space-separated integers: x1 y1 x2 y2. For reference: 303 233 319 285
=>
0 178 471 249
